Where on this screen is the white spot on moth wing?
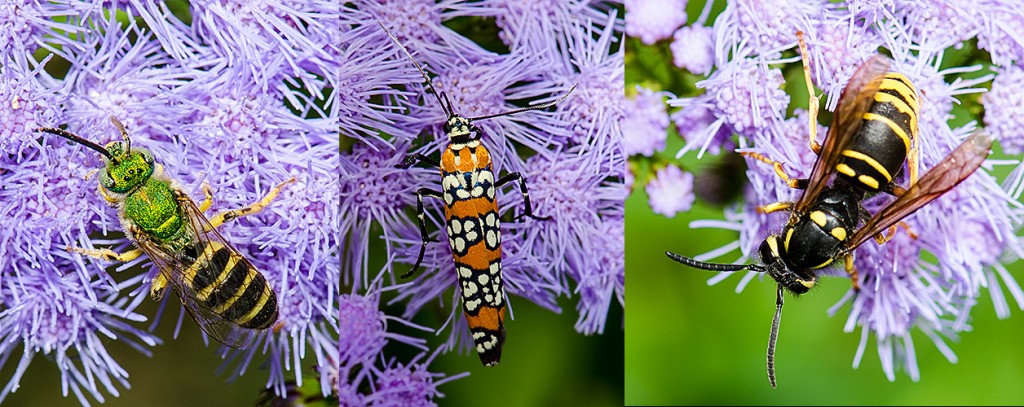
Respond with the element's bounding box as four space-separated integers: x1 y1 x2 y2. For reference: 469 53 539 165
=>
478 273 490 285
459 266 473 278
444 191 454 206
486 230 497 248
451 219 462 234
462 280 478 296
448 238 457 251
465 228 478 242
456 189 471 200
465 298 481 312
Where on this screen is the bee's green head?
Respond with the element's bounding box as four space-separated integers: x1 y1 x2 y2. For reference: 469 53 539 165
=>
99 140 155 193
38 116 155 194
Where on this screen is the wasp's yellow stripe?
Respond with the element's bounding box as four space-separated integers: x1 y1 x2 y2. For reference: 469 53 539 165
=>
862 112 912 153
234 283 272 325
841 149 894 182
874 92 916 117
882 73 919 108
835 163 857 178
213 269 256 314
196 252 240 302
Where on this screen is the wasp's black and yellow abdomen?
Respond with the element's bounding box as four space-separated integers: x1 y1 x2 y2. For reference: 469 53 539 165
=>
183 241 279 330
836 72 919 191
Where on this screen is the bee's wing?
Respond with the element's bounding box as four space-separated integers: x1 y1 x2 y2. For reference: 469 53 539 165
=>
134 191 265 348
846 131 992 250
795 55 891 213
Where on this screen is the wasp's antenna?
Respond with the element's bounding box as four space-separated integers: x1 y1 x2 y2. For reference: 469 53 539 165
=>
37 127 114 161
666 251 766 273
469 83 579 122
767 284 784 388
377 21 453 118
109 116 130 153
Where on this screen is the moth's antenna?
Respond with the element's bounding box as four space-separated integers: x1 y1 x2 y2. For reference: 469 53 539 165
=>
469 83 578 122
377 21 453 118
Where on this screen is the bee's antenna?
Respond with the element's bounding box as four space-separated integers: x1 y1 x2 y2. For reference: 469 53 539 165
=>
110 116 130 153
37 127 114 161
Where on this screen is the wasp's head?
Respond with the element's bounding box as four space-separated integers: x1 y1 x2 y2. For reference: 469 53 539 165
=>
444 115 480 143
758 236 816 295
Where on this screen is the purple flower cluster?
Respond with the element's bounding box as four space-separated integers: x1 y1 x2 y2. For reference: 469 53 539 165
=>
1 2 339 405
346 0 624 364
658 1 1024 381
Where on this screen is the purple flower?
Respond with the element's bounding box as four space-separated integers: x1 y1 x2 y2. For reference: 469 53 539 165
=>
670 24 715 76
623 85 670 157
983 65 1024 154
2 3 339 404
976 3 1024 66
625 0 687 45
645 165 695 218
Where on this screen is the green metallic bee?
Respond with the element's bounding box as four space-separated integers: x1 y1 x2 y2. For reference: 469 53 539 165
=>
39 116 294 346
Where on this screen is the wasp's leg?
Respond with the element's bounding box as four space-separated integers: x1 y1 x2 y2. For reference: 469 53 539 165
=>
495 172 550 221
740 152 808 190
205 177 296 230
908 142 920 188
797 30 822 155
403 187 444 279
758 201 795 215
397 154 441 170
873 221 919 244
844 252 861 291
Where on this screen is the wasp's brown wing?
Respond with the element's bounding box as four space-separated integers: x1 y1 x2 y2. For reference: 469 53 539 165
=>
846 131 993 250
795 55 892 213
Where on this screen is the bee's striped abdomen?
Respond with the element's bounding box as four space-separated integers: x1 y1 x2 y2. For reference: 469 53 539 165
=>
836 72 920 191
441 141 506 366
182 240 279 330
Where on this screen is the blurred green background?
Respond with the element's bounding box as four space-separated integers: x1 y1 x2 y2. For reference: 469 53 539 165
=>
3 289 623 406
625 1 1024 405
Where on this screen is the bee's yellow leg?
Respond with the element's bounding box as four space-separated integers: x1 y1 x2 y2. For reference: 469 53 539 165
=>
96 184 119 205
206 177 296 229
150 273 169 301
797 30 821 155
198 180 214 213
68 246 143 262
758 201 794 214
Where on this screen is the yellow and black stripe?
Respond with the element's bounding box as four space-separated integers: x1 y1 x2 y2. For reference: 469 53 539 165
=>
835 72 919 191
182 241 278 329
